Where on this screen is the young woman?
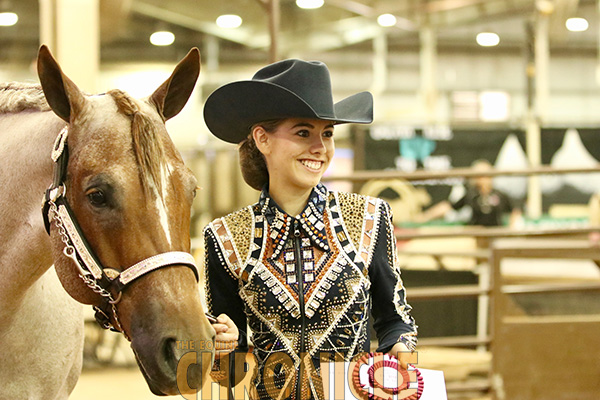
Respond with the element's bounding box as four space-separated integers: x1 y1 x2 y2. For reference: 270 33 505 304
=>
203 59 417 400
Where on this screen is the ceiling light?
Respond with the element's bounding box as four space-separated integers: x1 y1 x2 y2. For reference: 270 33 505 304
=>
377 14 397 27
216 14 242 29
0 12 18 26
566 17 588 32
150 31 175 46
476 32 500 47
535 0 555 15
296 0 324 10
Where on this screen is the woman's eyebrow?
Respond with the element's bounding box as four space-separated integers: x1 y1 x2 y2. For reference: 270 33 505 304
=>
292 122 315 129
291 122 335 129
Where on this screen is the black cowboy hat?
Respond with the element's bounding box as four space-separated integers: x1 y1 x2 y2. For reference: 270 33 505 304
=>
203 59 373 144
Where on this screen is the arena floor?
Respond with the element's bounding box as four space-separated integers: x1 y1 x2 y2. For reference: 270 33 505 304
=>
70 368 164 400
70 338 492 400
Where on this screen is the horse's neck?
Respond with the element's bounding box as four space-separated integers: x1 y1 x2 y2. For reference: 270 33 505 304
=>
0 111 65 318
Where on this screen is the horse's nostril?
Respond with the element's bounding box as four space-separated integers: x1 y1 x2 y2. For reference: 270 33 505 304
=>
161 338 178 372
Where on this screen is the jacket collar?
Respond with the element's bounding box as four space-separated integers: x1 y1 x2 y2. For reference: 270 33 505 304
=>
258 183 330 258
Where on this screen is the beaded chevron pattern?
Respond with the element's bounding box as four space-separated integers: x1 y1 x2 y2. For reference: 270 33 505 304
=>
205 184 417 399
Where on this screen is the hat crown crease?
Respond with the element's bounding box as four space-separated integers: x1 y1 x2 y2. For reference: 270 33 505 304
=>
253 59 335 119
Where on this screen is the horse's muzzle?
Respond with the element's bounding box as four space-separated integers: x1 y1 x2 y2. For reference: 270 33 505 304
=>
131 320 216 396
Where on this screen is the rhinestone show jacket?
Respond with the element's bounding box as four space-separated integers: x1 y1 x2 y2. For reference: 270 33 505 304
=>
204 183 417 400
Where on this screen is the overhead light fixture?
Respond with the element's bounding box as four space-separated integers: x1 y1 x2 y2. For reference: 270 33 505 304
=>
150 31 175 46
0 12 18 26
377 14 397 27
535 0 555 15
216 14 242 29
476 32 500 47
296 0 324 10
566 17 588 32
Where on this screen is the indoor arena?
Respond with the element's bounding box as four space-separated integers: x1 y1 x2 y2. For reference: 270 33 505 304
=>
1 1 599 399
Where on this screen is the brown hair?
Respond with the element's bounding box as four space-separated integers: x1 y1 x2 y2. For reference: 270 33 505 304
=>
238 119 284 191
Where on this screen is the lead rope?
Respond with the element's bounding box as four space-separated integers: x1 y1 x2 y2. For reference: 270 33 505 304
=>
47 198 129 340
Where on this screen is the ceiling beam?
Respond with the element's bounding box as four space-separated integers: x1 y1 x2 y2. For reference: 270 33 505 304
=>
327 0 416 31
132 1 387 54
130 1 270 48
278 16 384 54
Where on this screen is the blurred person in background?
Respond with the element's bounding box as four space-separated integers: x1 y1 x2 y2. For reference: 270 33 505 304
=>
418 159 522 228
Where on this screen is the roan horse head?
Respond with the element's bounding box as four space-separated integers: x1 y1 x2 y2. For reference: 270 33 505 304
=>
37 46 215 396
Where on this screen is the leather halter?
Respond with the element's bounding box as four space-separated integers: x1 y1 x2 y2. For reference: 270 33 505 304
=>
42 126 199 339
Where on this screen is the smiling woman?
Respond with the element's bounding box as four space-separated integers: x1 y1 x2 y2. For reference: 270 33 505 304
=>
249 118 335 215
202 59 418 400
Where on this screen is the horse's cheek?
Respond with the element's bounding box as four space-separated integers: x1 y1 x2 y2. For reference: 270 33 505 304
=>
49 233 101 305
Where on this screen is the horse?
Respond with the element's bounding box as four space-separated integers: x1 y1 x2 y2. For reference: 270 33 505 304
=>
0 46 215 399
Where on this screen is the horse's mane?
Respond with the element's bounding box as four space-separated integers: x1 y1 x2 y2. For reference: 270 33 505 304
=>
0 82 50 113
0 84 164 196
107 89 165 197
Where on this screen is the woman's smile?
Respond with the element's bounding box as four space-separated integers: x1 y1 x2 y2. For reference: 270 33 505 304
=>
256 118 335 202
300 159 324 172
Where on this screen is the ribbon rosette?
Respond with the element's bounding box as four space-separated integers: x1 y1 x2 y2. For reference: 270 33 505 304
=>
352 352 423 400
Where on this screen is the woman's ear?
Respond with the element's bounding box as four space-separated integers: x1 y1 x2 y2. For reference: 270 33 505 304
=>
252 126 270 155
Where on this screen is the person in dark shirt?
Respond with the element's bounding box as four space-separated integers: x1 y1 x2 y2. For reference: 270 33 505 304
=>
418 160 521 227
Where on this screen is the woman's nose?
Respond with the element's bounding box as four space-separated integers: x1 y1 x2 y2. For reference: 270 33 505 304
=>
310 135 325 153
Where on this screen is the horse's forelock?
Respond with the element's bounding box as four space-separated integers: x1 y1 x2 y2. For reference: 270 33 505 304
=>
107 89 165 197
0 82 51 113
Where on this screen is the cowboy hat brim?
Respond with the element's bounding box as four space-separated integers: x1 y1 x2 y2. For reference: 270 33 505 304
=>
203 80 373 144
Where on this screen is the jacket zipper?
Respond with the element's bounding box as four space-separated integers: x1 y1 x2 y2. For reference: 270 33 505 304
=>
294 220 306 400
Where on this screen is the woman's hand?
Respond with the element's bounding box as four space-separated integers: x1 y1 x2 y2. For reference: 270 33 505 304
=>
211 313 239 358
389 341 414 370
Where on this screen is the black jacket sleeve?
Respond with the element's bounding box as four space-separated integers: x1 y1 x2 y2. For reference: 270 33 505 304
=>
204 226 252 394
204 226 248 351
369 201 418 353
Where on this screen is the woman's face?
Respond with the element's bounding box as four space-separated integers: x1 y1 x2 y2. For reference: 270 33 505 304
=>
254 118 335 194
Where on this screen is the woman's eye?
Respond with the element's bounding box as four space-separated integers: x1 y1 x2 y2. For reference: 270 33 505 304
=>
296 130 310 138
87 190 107 207
323 130 334 138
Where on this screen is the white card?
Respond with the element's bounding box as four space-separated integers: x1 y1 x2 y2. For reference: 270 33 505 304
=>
416 368 448 400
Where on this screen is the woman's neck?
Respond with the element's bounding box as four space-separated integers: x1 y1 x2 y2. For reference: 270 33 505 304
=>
268 183 312 217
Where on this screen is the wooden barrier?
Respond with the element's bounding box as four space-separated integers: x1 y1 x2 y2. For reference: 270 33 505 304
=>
490 239 600 399
395 226 600 241
322 165 600 183
394 230 600 397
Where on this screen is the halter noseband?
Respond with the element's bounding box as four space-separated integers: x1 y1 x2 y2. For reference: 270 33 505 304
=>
42 126 199 340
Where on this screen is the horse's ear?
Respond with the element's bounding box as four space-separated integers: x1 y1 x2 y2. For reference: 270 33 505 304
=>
37 45 86 123
150 47 201 121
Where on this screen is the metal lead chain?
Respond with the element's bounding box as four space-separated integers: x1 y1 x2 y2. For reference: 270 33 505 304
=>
49 201 76 261
48 199 128 339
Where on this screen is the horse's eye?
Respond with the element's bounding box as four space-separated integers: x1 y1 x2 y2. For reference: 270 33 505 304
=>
87 190 107 207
